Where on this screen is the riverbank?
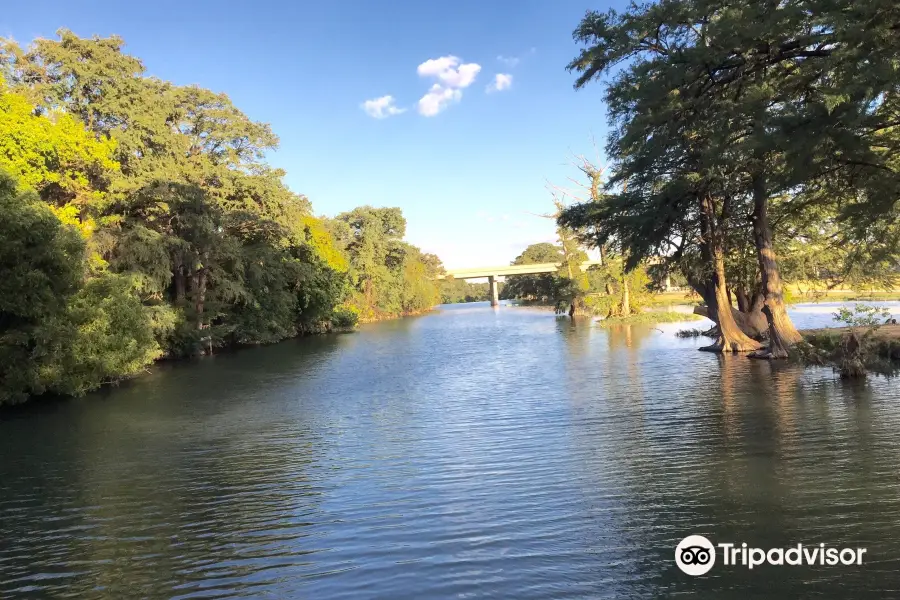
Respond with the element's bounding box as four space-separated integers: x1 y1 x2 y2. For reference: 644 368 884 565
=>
506 301 704 325
797 325 900 376
802 325 900 361
650 286 900 307
357 307 436 324
802 324 900 341
597 311 702 326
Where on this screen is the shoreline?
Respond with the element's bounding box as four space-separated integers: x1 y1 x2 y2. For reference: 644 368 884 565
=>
4 312 427 409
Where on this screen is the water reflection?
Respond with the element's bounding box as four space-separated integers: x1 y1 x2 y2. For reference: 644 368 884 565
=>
2 304 900 598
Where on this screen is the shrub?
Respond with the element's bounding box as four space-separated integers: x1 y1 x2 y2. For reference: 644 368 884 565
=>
331 305 360 329
43 274 163 396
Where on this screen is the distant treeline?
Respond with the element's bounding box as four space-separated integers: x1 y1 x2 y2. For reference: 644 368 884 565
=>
440 279 505 304
498 242 654 316
0 31 442 405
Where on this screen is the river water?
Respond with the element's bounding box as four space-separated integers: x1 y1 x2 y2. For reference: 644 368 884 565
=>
2 302 900 599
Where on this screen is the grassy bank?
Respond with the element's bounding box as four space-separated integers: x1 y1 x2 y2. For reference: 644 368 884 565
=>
597 311 703 326
786 281 900 302
647 291 698 306
801 324 900 342
796 325 900 377
357 307 437 324
650 286 900 307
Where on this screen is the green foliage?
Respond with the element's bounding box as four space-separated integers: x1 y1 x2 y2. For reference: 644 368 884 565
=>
440 277 498 304
580 260 652 317
43 274 163 396
0 173 84 404
559 0 900 336
833 304 894 330
334 206 441 320
794 305 899 378
0 171 164 403
795 333 900 379
330 305 360 329
0 83 118 208
501 243 564 302
295 247 352 331
0 31 445 404
500 236 657 318
597 311 702 327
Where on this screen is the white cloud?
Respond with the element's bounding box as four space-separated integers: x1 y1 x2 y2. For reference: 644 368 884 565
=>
487 73 513 93
361 95 406 119
417 84 462 117
497 55 520 67
417 55 481 89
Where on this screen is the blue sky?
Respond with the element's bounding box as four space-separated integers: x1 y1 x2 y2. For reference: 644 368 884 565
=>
3 0 623 268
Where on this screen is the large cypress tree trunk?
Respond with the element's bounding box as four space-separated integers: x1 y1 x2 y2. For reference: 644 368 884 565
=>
188 251 209 331
750 172 802 358
195 267 207 330
735 285 750 313
172 250 187 305
174 269 186 306
697 192 762 353
174 270 186 304
701 251 763 352
734 291 768 338
692 295 768 339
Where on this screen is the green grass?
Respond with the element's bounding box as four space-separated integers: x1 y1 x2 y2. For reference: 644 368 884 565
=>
596 311 702 326
648 286 900 306
646 291 698 307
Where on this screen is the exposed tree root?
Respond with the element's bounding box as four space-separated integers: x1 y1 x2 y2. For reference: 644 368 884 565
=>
699 335 763 353
693 305 766 339
747 345 787 360
746 304 799 359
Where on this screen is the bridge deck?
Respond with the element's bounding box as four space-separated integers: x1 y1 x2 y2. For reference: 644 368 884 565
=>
438 260 603 280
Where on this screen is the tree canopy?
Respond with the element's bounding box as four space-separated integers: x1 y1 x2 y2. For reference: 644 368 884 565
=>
501 243 564 303
0 31 442 404
559 0 900 355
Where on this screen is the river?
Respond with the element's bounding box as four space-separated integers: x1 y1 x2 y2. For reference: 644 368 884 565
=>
2 302 900 599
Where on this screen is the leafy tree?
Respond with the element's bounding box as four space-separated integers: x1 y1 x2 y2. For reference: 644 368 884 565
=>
400 245 442 313
0 31 444 403
43 273 165 396
560 0 900 355
2 31 356 352
0 173 84 404
0 83 117 208
440 278 499 304
583 259 652 318
334 206 440 319
501 243 564 302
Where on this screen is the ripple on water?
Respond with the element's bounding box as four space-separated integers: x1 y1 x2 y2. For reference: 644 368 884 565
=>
2 304 900 599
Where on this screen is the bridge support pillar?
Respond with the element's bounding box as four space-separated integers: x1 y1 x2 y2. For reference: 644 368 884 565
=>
488 275 499 307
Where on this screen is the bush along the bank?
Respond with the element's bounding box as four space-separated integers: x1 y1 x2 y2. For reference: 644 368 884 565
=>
793 305 900 378
0 32 442 404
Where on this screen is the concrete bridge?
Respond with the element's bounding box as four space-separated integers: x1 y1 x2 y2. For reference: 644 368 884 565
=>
438 260 604 307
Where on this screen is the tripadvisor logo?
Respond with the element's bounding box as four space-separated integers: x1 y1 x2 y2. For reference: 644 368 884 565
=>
675 535 716 576
675 535 867 576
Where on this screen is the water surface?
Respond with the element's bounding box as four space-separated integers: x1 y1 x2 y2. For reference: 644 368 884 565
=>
2 302 900 598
